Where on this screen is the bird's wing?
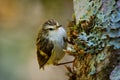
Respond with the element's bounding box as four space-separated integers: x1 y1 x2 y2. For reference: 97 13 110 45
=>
63 36 67 49
36 33 54 69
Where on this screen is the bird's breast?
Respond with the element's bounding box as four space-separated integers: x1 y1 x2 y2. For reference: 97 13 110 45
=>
48 27 66 47
46 27 67 64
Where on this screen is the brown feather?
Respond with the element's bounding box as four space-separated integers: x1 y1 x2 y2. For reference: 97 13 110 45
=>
36 30 54 69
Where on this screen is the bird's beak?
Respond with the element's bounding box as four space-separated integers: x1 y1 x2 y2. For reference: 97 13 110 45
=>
56 25 62 28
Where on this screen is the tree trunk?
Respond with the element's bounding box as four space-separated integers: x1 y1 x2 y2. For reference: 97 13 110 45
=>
67 0 120 80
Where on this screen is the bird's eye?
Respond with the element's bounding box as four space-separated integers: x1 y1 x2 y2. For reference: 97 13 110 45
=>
49 28 54 30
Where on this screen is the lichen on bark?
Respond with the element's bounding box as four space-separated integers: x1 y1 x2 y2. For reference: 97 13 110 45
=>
67 0 120 80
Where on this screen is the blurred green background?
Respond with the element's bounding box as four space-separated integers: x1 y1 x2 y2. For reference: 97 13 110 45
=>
0 0 73 80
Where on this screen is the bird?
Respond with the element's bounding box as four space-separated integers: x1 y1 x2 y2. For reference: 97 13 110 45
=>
36 19 67 69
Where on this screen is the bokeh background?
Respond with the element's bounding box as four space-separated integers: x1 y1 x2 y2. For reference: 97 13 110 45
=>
0 0 73 80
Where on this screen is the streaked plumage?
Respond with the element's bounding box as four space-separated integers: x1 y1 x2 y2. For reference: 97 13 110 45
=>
36 19 67 69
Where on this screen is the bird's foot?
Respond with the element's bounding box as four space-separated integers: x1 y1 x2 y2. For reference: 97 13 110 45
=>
54 61 74 66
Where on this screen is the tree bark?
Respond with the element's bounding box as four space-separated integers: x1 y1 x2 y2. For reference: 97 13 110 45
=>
67 0 120 80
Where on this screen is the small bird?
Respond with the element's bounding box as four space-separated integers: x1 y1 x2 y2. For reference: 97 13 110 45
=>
36 19 67 69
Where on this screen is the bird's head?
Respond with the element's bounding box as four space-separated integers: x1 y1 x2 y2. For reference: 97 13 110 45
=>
42 19 62 31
